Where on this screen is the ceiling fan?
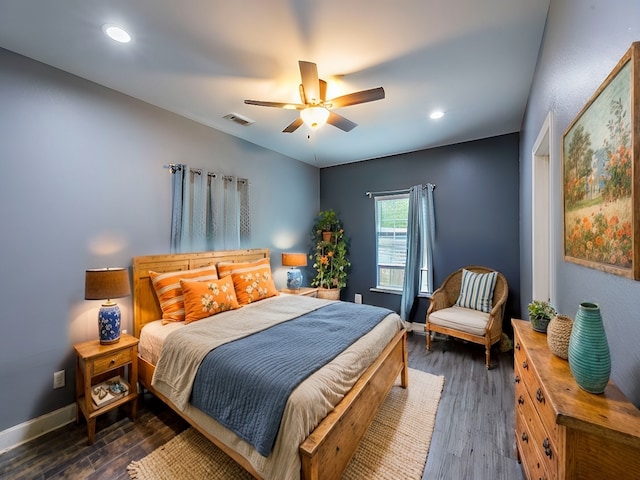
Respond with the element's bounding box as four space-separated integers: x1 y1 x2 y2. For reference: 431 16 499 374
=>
244 60 385 133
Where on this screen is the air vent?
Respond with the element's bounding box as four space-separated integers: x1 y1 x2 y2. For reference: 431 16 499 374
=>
223 113 255 126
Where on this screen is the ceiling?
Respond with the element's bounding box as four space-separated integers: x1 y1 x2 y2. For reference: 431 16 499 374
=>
0 0 550 168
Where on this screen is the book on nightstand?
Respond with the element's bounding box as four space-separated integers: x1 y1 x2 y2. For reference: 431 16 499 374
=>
91 375 130 408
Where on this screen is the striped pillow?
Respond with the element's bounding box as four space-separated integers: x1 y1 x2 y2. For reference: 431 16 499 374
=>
149 265 218 322
455 269 498 313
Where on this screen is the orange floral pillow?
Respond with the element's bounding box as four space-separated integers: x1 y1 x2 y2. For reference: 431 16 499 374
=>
180 276 240 324
217 258 279 305
149 265 218 322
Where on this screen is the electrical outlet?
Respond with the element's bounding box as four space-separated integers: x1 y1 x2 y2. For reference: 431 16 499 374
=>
354 293 362 304
53 370 65 389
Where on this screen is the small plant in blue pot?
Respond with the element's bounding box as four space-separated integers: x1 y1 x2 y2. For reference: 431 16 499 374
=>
527 300 556 333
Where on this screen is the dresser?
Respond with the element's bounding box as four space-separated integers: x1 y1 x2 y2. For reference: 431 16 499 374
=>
512 319 640 479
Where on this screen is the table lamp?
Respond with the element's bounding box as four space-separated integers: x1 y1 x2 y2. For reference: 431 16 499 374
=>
281 253 307 290
85 267 131 344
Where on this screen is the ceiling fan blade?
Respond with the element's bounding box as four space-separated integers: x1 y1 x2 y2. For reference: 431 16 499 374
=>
244 99 306 110
283 117 304 133
298 84 307 104
319 79 327 102
299 61 320 104
327 111 357 132
328 87 385 108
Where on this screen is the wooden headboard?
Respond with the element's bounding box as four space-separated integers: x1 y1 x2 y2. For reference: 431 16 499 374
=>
131 248 270 338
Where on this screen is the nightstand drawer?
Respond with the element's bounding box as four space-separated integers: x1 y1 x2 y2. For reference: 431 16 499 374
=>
93 347 134 375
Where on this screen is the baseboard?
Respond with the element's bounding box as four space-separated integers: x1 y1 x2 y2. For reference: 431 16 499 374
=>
0 403 76 454
409 322 426 334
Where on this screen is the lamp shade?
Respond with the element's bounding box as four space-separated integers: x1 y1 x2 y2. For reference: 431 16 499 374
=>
85 268 131 344
281 253 308 268
85 268 131 300
300 106 329 129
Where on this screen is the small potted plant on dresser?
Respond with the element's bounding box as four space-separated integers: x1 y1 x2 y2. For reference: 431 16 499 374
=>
527 299 556 333
310 209 350 300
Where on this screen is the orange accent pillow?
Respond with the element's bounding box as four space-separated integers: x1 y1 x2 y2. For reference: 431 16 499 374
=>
180 277 240 324
149 265 218 322
217 258 279 305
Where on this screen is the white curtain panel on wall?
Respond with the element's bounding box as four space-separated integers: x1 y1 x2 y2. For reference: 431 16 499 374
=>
170 164 250 253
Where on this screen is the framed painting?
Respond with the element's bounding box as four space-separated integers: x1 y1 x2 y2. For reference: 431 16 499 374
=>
563 42 640 279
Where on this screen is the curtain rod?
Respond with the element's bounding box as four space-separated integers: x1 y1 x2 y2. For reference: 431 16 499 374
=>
365 183 436 198
164 165 247 184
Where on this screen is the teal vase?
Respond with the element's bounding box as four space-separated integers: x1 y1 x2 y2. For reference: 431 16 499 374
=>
568 302 611 394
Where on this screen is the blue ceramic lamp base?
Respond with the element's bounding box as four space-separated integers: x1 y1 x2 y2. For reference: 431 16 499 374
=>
98 302 121 344
286 267 303 290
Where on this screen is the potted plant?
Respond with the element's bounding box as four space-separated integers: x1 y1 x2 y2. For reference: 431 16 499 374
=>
314 209 340 242
527 300 557 333
310 210 350 299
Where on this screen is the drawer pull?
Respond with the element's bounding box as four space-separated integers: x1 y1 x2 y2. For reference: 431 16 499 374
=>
110 358 116 365
542 438 552 458
536 388 545 403
521 432 528 443
514 375 521 384
518 395 525 405
522 360 528 370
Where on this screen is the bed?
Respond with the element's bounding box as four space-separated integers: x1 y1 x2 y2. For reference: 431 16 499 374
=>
132 248 408 480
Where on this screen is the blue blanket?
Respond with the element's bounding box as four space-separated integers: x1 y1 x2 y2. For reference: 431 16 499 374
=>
190 301 393 456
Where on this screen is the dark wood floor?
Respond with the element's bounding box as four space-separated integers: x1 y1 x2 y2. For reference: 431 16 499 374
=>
0 332 525 480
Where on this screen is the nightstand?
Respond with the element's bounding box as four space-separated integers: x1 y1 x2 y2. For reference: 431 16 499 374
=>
74 333 139 444
280 287 319 297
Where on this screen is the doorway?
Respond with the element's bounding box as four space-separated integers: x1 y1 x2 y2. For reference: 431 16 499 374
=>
532 111 554 304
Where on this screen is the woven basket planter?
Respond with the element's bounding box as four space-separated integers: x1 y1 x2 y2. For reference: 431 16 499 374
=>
547 314 573 360
317 288 341 300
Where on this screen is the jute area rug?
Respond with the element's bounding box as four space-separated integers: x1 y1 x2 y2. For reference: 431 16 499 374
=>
127 368 444 480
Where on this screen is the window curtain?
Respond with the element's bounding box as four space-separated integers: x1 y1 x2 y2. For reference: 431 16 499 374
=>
170 165 250 253
400 183 435 321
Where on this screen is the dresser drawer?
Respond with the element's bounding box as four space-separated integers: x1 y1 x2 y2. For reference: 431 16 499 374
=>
515 407 550 480
93 347 134 375
514 332 558 440
515 362 558 479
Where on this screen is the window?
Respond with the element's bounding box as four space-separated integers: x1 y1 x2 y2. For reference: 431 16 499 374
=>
375 194 408 290
375 194 432 294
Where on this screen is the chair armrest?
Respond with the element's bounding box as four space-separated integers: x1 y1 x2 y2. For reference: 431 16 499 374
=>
426 288 451 316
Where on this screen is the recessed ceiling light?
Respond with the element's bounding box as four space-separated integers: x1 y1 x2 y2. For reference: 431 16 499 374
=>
102 24 132 43
430 111 444 120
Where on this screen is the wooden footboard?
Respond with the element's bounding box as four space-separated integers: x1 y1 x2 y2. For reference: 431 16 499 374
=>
300 328 408 480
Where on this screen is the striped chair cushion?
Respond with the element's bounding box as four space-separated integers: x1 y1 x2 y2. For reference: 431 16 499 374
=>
455 269 498 313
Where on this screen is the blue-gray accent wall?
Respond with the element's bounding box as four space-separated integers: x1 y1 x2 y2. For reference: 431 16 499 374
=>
318 133 521 326
0 47 319 433
520 0 640 406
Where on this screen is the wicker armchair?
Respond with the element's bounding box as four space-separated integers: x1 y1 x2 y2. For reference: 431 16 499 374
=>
426 266 508 369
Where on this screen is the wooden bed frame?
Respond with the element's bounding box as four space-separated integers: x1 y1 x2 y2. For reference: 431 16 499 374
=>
132 248 408 480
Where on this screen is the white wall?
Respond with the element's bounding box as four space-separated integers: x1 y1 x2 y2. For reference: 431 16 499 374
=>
0 47 319 432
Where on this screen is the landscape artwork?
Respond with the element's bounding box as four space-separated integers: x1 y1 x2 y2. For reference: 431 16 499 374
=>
563 42 639 279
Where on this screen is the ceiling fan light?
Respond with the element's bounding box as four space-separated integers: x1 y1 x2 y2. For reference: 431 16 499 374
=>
300 106 330 129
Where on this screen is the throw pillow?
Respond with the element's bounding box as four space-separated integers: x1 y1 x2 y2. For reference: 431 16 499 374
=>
149 265 218 322
455 269 498 313
217 258 279 305
180 276 240 324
